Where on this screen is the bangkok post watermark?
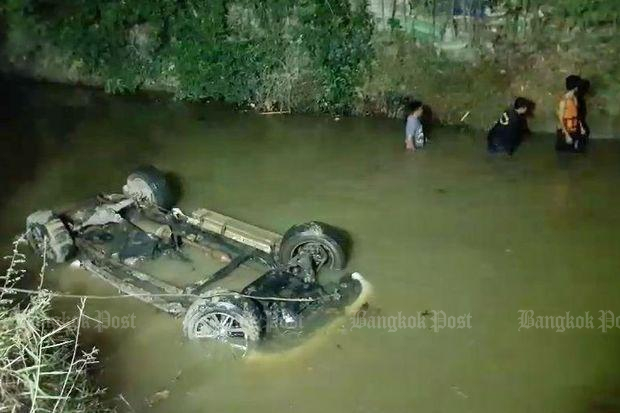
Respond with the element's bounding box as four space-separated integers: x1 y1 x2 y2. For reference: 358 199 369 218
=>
350 310 472 333
518 310 620 332
59 311 137 332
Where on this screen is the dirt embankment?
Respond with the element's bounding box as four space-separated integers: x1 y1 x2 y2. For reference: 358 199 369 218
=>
1 11 618 139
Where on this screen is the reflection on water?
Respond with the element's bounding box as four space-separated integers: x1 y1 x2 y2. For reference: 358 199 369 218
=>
2 77 620 413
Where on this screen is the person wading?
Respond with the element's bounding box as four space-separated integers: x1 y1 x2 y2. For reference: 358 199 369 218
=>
556 75 588 153
577 78 591 139
487 97 532 156
404 100 426 152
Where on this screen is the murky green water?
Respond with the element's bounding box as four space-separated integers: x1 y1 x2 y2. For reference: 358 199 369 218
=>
2 78 620 413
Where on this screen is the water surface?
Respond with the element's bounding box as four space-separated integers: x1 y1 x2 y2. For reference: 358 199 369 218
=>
1 78 620 413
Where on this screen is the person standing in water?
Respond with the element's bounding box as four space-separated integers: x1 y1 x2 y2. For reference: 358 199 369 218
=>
556 75 588 153
487 97 532 156
404 100 425 152
577 78 591 139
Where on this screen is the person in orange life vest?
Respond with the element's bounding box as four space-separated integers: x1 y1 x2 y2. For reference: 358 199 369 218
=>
556 75 588 153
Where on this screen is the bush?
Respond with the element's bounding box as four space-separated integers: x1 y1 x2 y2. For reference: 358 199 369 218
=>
1 0 374 114
0 236 111 412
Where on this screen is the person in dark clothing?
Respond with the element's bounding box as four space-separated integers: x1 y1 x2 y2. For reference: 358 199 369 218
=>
577 78 590 139
487 97 532 155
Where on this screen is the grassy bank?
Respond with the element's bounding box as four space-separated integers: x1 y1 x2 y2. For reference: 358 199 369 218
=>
1 0 619 137
360 30 620 136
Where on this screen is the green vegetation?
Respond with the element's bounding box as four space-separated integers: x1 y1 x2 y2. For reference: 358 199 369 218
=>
363 0 620 132
1 0 373 113
0 236 111 412
1 0 620 131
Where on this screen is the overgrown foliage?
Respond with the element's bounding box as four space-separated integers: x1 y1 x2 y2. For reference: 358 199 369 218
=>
361 0 620 129
2 0 374 113
1 0 619 129
0 236 111 412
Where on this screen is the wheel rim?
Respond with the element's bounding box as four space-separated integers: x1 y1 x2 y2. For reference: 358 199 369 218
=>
193 312 250 355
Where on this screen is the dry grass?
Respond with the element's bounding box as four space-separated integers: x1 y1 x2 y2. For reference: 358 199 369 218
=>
0 236 112 413
253 43 322 113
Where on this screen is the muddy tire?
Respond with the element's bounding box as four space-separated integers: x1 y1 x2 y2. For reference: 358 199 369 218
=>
123 165 175 210
26 211 75 263
278 221 348 269
183 294 264 353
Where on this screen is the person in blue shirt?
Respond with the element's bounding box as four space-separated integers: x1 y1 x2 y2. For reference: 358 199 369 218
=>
405 100 425 152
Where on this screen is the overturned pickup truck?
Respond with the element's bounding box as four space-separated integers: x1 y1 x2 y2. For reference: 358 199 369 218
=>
25 166 370 355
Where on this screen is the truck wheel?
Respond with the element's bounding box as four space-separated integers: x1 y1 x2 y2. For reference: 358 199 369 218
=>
26 211 75 263
123 165 176 210
183 294 264 356
278 221 348 270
